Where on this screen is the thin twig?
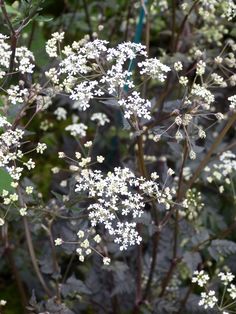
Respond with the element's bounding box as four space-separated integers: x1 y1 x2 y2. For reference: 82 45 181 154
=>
17 187 52 297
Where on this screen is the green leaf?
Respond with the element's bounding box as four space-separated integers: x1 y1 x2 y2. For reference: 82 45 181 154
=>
208 239 236 261
0 168 12 193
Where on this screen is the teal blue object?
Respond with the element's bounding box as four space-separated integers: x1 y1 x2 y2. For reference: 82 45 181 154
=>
124 0 147 92
134 1 147 44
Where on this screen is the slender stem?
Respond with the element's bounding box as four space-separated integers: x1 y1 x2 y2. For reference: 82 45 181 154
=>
62 252 76 283
183 113 236 196
171 0 176 52
142 226 160 300
133 133 146 313
173 145 187 256
176 285 192 313
17 188 52 296
160 142 188 297
173 0 200 52
48 221 61 302
23 216 52 296
159 114 236 296
160 113 236 230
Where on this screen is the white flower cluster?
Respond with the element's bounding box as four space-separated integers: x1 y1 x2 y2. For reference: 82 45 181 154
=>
65 122 88 137
14 47 35 74
70 81 103 111
220 0 236 21
193 269 236 312
75 166 173 251
91 112 110 126
44 33 170 120
181 189 204 221
138 58 171 81
0 117 46 184
0 34 35 78
205 151 236 192
0 34 11 78
192 270 210 287
192 271 216 309
199 290 218 309
228 95 236 111
46 32 65 57
218 272 235 286
55 229 111 265
7 85 29 105
199 0 236 21
190 84 215 110
118 91 151 120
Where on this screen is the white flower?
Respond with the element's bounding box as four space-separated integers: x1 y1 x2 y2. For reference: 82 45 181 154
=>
77 230 85 238
198 128 206 139
94 234 101 243
85 248 91 255
199 290 218 309
97 156 104 163
0 115 11 127
79 254 84 262
58 152 65 158
0 300 7 306
215 56 223 64
118 91 151 120
45 67 59 84
54 107 67 120
189 150 196 160
65 123 88 137
151 172 159 180
60 180 67 187
26 186 33 194
196 60 206 76
191 84 215 110
192 270 210 287
70 81 101 111
103 257 111 265
75 152 81 159
24 158 35 170
19 207 27 216
81 239 90 248
138 58 171 81
218 272 234 285
221 0 236 20
55 238 63 246
91 113 110 126
174 61 183 71
15 47 35 74
79 157 91 167
46 32 64 57
7 85 29 105
167 168 175 176
228 95 236 111
179 76 188 86
36 143 47 154
75 167 173 250
228 284 236 299
0 218 5 226
84 141 92 148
